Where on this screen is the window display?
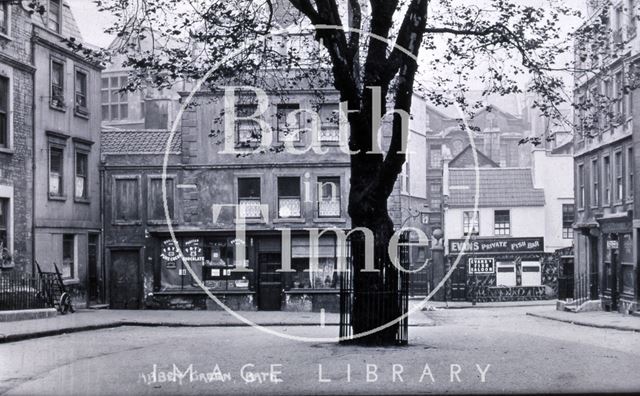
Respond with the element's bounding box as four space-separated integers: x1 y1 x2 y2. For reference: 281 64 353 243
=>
160 237 254 292
286 236 339 290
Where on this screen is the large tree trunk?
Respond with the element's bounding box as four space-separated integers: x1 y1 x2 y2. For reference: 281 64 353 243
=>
347 145 402 345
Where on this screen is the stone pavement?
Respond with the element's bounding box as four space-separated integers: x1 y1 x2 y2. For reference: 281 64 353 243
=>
416 299 556 309
526 308 640 332
0 305 435 344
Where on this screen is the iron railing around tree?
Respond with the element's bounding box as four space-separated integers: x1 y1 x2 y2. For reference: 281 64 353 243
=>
339 233 410 346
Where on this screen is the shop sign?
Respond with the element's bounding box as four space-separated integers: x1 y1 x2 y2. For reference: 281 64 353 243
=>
468 258 495 274
160 239 180 266
183 239 204 262
449 237 544 255
607 240 619 250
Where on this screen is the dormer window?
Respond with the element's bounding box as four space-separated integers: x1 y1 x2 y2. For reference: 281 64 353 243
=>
48 0 61 33
0 3 9 35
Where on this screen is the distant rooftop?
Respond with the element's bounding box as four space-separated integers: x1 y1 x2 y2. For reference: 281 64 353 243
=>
447 168 545 208
101 129 182 154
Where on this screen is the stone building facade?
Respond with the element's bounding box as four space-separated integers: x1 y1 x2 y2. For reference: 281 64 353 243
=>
0 3 35 273
31 1 103 307
572 0 639 314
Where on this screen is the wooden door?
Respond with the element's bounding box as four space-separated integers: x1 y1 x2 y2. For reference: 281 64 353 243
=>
450 264 467 301
109 249 141 309
611 251 619 311
88 234 103 305
258 252 282 310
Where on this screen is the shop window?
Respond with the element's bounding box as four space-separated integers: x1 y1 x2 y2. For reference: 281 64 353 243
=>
49 146 64 197
276 104 300 142
614 150 623 202
148 177 175 221
48 0 61 33
463 211 479 235
590 158 599 207
74 151 88 200
238 177 261 218
277 176 301 218
620 233 634 295
521 262 541 286
101 75 128 121
50 59 64 109
74 69 88 116
496 261 516 287
429 145 442 169
113 177 140 223
199 239 251 291
627 147 634 200
494 210 510 236
62 234 76 280
287 236 339 290
160 238 220 291
0 76 9 149
603 156 611 206
317 177 340 217
235 104 260 146
562 204 575 239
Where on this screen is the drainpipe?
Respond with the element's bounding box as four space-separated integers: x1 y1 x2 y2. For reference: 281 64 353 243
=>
99 154 106 305
30 34 37 274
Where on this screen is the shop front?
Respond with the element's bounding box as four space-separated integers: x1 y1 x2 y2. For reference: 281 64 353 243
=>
146 231 342 312
598 214 636 313
446 237 556 302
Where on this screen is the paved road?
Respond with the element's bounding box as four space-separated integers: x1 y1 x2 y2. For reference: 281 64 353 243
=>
1 306 640 395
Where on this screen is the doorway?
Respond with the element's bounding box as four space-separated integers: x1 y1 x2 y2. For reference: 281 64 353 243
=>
611 250 619 311
109 249 142 309
258 252 282 310
589 236 599 300
450 263 467 301
88 233 103 305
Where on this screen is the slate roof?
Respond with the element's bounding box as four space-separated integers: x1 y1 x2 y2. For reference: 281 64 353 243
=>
101 130 182 154
447 168 545 208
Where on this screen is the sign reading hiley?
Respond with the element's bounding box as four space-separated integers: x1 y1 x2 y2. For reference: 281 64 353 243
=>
449 237 544 255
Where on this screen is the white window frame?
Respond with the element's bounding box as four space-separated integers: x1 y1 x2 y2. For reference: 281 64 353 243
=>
463 211 479 235
61 233 78 282
614 149 624 203
590 157 599 207
493 210 511 236
74 147 90 201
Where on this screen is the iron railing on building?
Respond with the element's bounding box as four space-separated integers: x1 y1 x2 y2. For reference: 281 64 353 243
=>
339 234 410 346
0 271 57 311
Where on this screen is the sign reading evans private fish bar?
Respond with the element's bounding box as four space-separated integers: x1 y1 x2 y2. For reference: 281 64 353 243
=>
449 237 544 255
